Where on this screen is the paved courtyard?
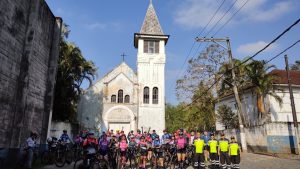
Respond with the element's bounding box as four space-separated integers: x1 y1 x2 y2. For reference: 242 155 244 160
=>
41 152 300 169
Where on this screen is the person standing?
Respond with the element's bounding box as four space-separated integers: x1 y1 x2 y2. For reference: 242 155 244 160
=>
193 132 206 169
229 136 241 169
218 133 230 169
201 131 210 162
25 131 38 169
208 133 219 169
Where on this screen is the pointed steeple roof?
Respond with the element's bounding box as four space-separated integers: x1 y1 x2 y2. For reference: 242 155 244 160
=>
140 1 164 35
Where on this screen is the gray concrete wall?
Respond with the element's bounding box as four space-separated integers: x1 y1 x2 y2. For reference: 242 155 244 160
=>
0 0 61 150
222 122 299 154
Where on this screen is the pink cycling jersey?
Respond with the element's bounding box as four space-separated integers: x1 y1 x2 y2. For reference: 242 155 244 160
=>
119 140 128 151
177 137 186 149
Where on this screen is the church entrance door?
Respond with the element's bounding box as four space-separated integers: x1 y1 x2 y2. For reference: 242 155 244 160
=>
109 122 131 134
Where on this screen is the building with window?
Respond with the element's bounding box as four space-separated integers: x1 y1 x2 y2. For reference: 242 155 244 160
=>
77 1 169 135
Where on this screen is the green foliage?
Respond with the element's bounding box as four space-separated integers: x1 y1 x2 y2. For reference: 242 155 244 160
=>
216 105 238 129
166 83 216 132
52 24 97 122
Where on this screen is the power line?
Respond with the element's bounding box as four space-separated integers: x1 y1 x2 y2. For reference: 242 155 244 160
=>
266 39 300 64
170 0 227 91
204 0 238 37
212 0 250 36
177 17 300 111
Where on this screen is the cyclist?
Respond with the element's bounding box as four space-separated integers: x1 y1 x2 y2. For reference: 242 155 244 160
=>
60 130 72 144
151 130 158 140
208 133 219 169
146 133 153 161
176 131 187 168
193 132 205 169
229 136 241 169
138 136 148 169
98 134 109 161
135 129 142 144
162 129 171 144
153 135 164 168
82 131 98 166
118 135 128 168
189 131 195 145
201 131 210 162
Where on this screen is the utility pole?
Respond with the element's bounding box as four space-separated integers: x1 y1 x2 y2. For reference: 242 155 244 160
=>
284 55 300 154
196 37 247 151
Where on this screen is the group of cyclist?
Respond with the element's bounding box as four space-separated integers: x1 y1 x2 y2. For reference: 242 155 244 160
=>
24 128 241 169
71 128 241 169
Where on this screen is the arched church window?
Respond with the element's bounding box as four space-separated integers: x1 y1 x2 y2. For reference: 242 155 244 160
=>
144 40 159 54
143 87 149 104
124 95 130 103
111 95 116 103
118 90 123 103
153 87 159 104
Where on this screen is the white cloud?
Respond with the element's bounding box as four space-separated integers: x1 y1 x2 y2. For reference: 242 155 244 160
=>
84 22 107 30
237 41 279 56
174 0 294 29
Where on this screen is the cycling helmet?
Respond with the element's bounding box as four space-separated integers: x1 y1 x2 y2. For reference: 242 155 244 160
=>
47 137 52 143
141 136 145 139
88 131 94 135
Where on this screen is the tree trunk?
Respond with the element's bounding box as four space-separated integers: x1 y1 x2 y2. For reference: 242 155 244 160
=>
257 94 265 113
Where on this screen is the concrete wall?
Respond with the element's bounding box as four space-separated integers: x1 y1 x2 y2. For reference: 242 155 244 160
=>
49 122 77 141
222 122 299 154
0 0 61 150
216 85 300 130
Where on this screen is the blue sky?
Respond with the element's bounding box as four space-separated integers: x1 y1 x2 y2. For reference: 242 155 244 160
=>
46 0 300 105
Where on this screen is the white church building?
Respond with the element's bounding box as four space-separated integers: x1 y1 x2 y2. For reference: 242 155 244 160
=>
77 1 169 135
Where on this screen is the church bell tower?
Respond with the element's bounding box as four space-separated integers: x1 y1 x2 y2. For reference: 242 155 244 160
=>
134 1 169 134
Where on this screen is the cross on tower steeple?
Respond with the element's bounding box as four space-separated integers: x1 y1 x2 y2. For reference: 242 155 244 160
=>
121 53 126 62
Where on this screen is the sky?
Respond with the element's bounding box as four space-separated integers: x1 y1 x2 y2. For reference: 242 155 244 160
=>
45 0 300 105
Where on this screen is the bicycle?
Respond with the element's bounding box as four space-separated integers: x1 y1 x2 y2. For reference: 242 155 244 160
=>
127 146 138 169
41 137 58 165
54 141 72 167
163 144 177 169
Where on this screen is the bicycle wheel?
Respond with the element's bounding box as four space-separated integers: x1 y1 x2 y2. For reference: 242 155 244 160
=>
73 158 84 169
97 159 111 169
54 150 66 167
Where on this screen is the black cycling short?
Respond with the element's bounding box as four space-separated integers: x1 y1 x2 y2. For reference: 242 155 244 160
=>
140 150 148 156
177 148 186 154
99 149 108 156
120 150 127 157
204 145 209 151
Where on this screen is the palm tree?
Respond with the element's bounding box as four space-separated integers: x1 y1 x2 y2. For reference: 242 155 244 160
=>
244 60 282 114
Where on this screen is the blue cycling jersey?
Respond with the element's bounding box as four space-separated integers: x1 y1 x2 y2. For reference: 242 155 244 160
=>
60 134 70 142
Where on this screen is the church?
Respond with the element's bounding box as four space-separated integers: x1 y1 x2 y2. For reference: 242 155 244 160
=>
77 1 169 135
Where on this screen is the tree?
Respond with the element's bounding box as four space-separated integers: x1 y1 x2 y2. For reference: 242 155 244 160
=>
52 24 97 122
176 44 227 101
291 60 300 70
244 60 282 115
216 105 238 129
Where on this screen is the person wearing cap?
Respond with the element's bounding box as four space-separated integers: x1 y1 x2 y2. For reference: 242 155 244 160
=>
208 133 219 169
176 131 187 168
193 132 206 169
218 133 230 169
229 136 241 169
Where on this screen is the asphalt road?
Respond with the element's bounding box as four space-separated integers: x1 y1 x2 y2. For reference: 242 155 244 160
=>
41 152 300 169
